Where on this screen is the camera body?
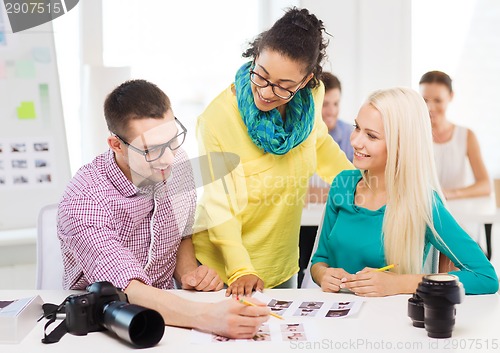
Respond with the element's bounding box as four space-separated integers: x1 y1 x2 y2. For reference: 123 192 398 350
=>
64 281 165 348
65 281 127 335
408 274 464 338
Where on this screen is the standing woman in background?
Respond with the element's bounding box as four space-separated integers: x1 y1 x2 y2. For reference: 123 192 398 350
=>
193 7 352 297
419 71 491 199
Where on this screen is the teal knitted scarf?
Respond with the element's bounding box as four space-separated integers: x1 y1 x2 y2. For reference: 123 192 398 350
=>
235 62 315 155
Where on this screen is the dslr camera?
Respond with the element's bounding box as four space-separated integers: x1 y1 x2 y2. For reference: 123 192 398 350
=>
65 281 164 348
408 274 464 338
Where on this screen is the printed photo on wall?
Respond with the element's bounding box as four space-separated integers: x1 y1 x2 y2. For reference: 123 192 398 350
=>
33 142 49 151
0 137 55 187
10 143 26 153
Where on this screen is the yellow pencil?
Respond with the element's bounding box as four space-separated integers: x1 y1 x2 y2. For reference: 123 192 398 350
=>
238 298 284 320
374 264 396 272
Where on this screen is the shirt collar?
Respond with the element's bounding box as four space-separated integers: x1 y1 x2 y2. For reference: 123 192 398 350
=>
104 149 170 198
104 149 141 197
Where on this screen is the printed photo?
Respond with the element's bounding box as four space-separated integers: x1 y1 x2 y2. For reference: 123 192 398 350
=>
268 299 292 310
270 307 286 316
0 176 5 184
13 175 29 184
12 160 28 168
281 332 306 342
35 159 48 168
11 143 27 153
257 324 270 333
281 323 304 332
211 335 233 343
325 309 350 318
299 301 323 310
252 332 271 342
34 142 49 151
331 301 354 310
294 308 317 317
36 174 52 183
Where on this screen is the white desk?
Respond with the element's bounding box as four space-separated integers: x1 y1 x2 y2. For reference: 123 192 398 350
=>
301 195 500 259
447 196 500 259
1 289 499 353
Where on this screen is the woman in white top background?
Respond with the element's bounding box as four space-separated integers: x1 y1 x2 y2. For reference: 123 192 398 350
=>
419 70 491 200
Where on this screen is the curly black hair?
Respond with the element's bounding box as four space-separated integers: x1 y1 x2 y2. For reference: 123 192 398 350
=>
242 7 329 89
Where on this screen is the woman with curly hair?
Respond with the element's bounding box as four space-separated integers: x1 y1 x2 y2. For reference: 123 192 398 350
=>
193 7 352 296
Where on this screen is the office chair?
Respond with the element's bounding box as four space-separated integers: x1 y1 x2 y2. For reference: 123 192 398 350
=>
36 203 64 289
300 205 325 289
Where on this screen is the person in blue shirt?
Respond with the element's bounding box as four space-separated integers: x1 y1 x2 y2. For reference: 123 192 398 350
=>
310 87 498 296
320 72 354 162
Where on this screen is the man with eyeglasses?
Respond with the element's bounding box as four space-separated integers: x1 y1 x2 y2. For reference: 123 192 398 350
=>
57 80 270 338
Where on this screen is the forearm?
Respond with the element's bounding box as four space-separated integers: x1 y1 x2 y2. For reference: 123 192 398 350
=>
398 274 425 294
125 280 211 331
311 262 328 285
445 180 491 199
174 238 199 282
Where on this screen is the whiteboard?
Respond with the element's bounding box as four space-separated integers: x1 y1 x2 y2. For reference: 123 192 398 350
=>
0 7 71 230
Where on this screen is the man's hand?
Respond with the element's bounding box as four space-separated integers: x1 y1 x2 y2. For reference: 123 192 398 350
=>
181 265 224 291
201 297 270 339
225 274 264 297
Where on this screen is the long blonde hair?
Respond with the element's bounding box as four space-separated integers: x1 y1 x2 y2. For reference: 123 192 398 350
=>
366 87 447 274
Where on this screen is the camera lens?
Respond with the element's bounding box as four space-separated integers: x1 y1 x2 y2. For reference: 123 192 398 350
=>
103 302 165 348
407 293 424 328
416 274 464 339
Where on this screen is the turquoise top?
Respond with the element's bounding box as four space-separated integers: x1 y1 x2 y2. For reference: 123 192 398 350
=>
311 170 499 295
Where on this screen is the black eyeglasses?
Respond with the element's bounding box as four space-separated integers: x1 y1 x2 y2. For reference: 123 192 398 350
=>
113 117 187 162
249 69 308 100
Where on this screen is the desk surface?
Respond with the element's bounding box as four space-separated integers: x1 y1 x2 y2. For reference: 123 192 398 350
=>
302 195 500 226
1 289 499 353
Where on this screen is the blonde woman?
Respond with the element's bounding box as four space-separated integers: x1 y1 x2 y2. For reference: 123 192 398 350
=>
310 87 498 296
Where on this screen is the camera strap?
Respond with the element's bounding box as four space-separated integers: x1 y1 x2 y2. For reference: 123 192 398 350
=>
39 300 68 344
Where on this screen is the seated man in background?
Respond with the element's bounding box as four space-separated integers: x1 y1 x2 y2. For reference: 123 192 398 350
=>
58 79 269 338
299 72 352 286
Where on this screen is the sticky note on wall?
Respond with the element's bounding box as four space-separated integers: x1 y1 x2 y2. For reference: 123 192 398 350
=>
17 102 36 119
15 60 36 78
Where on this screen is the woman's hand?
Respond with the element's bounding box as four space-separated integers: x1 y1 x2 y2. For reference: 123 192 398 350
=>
225 274 264 297
341 267 422 296
313 265 351 293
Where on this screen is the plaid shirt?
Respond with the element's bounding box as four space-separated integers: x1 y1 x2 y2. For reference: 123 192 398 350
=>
58 149 196 290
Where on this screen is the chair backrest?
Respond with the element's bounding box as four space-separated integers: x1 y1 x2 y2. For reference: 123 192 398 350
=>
423 244 439 274
301 204 326 288
36 203 64 289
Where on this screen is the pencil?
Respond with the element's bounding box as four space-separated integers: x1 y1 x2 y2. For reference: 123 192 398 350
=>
238 298 284 320
374 264 396 272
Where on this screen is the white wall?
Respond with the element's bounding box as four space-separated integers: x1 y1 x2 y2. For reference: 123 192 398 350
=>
301 0 412 123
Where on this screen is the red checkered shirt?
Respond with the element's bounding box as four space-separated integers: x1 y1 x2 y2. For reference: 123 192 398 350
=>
58 149 196 290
